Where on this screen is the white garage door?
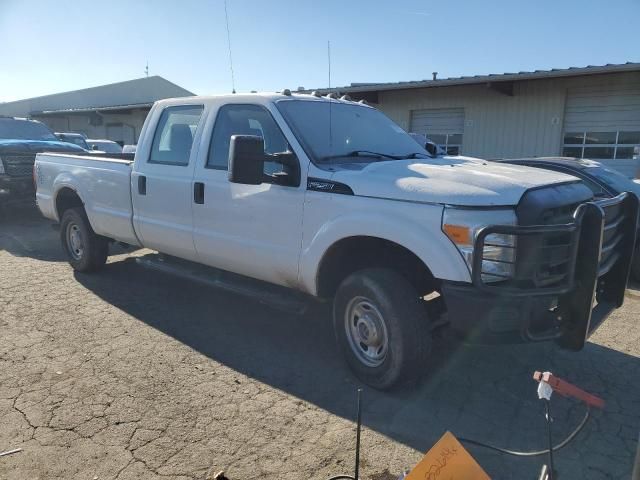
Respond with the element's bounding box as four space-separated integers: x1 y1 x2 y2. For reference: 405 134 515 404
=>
563 85 640 177
410 108 464 155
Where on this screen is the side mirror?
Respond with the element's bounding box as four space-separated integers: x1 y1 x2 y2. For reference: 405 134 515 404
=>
425 142 438 156
228 135 265 185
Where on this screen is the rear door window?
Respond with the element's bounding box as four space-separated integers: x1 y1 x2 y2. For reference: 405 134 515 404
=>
149 105 204 166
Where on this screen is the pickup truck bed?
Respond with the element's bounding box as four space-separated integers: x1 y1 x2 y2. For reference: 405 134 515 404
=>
35 153 139 246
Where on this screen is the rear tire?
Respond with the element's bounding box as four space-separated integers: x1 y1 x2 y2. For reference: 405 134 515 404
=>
333 268 431 390
60 207 108 272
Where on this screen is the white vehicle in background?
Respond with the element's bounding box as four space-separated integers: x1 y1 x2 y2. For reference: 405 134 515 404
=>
86 139 123 154
122 144 137 154
34 93 638 389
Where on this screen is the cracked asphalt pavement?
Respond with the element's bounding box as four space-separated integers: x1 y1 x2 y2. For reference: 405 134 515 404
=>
1 205 639 479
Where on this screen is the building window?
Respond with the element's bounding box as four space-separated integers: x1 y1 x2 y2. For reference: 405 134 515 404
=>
562 131 640 160
429 133 463 155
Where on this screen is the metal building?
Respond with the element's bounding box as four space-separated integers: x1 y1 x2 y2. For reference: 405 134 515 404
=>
314 63 640 177
0 76 194 145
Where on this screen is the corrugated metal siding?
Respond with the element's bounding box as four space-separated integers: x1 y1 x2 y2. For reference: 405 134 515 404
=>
409 108 464 135
563 82 640 176
376 72 640 162
564 85 640 130
378 79 566 159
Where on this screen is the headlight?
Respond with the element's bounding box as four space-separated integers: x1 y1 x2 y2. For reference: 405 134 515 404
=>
442 207 517 283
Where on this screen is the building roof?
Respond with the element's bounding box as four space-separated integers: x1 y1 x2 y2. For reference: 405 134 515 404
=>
0 76 195 117
309 62 640 95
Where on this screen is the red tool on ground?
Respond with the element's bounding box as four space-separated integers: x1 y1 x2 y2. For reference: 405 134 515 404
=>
533 371 605 409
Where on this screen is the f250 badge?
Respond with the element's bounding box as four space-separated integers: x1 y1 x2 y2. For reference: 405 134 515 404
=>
307 178 353 195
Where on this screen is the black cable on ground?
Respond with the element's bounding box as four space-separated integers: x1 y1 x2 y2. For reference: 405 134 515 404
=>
458 406 591 457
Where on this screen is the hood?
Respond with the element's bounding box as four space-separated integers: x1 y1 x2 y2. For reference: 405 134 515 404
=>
329 156 582 207
0 139 86 155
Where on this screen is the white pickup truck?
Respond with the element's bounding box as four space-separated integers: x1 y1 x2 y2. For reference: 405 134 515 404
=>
35 93 638 389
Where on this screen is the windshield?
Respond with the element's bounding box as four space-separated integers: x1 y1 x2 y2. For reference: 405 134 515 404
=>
0 118 57 141
276 99 430 163
59 135 88 149
584 163 640 196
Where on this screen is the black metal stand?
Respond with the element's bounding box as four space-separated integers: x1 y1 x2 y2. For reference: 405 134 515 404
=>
354 388 362 480
543 399 555 480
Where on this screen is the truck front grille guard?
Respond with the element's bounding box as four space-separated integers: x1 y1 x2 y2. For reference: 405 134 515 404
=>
471 192 638 350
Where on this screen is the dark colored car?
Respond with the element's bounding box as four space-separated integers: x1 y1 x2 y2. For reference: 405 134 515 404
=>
501 156 640 281
0 117 86 206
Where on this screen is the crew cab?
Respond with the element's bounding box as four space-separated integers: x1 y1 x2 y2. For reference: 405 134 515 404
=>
0 117 85 206
34 93 639 389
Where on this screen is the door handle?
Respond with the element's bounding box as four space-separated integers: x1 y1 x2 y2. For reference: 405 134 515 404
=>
194 182 205 204
138 175 146 195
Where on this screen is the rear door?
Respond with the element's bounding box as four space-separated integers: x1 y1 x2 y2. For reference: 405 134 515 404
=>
131 104 205 261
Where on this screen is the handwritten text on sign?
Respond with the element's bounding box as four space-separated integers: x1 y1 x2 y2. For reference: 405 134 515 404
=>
404 431 490 480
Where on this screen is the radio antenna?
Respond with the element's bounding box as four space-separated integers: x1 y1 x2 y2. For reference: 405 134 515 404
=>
328 40 333 150
224 0 236 94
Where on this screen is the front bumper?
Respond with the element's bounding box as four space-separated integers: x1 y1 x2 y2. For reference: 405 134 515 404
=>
442 192 639 350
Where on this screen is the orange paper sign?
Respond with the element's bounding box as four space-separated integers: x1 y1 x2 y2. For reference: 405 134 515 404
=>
405 431 490 480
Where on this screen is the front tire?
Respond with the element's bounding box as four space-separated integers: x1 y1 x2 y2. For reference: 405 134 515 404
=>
333 268 431 390
60 207 108 272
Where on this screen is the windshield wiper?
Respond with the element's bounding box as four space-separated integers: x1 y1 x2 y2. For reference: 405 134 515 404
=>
320 150 404 162
321 150 434 162
400 152 433 159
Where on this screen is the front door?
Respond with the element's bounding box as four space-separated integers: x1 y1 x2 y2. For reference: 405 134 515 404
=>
192 103 306 287
131 104 204 261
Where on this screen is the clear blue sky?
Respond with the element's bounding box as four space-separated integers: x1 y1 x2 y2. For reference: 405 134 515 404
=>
1 0 638 102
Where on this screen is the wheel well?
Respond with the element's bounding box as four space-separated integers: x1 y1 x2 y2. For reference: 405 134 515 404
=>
316 236 437 298
55 187 84 220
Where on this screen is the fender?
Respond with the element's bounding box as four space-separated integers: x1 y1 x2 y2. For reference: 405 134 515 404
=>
52 175 89 223
299 208 471 296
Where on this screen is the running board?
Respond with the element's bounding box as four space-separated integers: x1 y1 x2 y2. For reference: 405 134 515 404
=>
135 254 310 315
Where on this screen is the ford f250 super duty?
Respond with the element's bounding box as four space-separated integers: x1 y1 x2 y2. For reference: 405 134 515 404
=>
35 93 639 389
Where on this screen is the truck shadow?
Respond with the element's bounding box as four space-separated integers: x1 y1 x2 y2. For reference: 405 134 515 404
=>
0 203 67 262
74 255 640 479
0 204 139 262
